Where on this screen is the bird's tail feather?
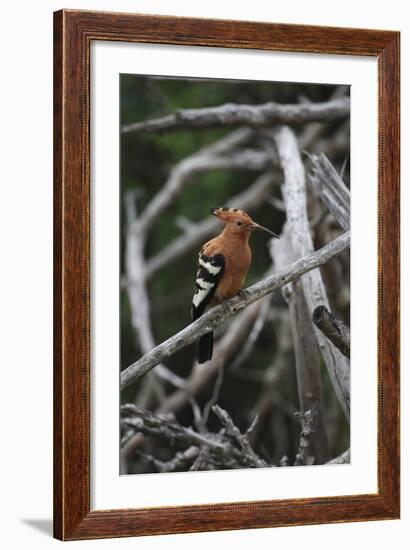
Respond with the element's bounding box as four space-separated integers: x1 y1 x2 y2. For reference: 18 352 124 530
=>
197 331 214 364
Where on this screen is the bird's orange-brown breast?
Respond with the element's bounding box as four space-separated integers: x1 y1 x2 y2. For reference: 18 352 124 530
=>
202 234 251 302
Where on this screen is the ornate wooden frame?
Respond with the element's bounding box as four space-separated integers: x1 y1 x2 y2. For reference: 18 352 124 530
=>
53 9 400 540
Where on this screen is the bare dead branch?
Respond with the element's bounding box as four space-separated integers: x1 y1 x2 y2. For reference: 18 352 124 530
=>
120 230 350 390
124 192 168 407
122 404 269 470
121 404 224 450
273 228 329 463
312 305 351 358
124 191 153 355
309 153 350 231
122 97 350 134
124 191 185 392
273 126 350 419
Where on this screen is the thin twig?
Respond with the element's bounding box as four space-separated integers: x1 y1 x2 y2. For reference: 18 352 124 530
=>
294 409 315 466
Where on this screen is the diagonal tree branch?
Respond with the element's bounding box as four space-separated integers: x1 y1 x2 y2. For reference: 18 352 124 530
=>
122 97 350 134
120 230 350 391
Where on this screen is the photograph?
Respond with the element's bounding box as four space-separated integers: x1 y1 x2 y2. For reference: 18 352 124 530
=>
119 74 351 475
50 6 400 542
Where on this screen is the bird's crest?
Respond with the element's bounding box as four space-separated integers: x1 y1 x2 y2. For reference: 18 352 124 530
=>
210 207 252 224
210 206 279 238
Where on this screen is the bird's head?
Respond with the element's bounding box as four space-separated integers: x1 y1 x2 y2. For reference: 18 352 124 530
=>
210 207 279 239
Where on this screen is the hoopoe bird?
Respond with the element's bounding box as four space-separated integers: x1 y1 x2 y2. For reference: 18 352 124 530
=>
191 207 279 364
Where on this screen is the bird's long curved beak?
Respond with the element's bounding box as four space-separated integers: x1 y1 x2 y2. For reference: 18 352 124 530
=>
250 222 280 239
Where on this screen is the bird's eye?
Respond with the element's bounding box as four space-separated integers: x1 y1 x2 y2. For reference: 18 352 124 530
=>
237 221 242 226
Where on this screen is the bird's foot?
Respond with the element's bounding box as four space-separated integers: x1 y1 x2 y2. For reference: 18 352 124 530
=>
222 301 231 315
238 289 249 304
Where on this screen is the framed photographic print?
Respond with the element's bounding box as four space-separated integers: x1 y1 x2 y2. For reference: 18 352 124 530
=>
54 9 400 540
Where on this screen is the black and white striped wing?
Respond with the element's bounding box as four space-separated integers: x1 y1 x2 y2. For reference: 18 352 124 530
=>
191 252 225 321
